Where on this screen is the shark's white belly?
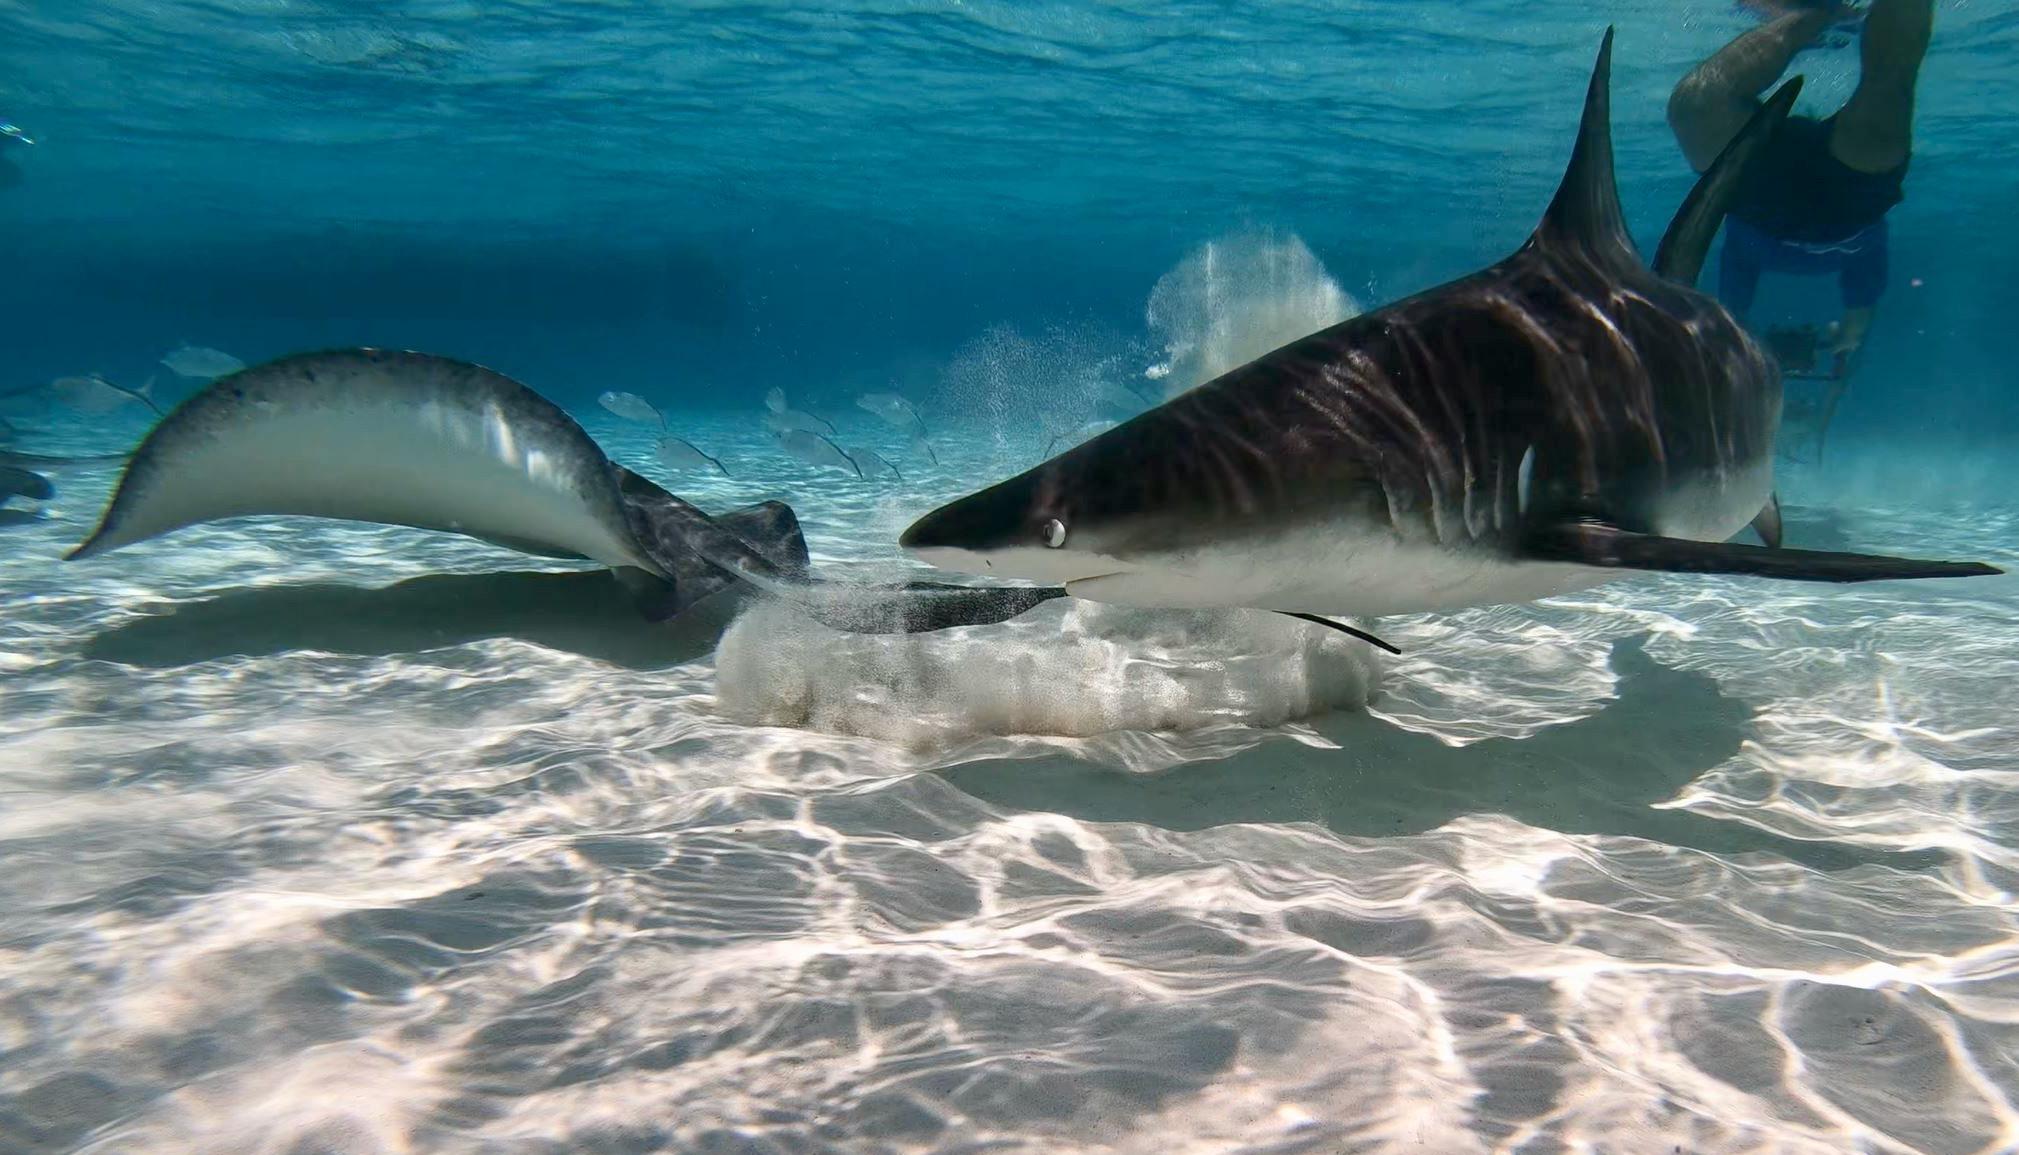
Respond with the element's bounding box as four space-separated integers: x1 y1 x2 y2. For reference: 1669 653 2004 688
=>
1056 524 1617 616
1650 462 1776 544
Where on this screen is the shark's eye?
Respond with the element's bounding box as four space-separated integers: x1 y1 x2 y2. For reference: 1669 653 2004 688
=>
1042 518 1068 548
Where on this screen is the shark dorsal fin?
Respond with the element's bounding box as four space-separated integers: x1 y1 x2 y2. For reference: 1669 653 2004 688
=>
1653 76 1804 285
1533 27 1638 268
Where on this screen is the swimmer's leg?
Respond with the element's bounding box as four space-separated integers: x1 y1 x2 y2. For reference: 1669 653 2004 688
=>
1830 0 1932 173
1668 7 1840 173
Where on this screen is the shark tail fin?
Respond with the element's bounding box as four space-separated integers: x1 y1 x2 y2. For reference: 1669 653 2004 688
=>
1533 27 1638 268
717 499 811 575
1525 521 2001 583
612 498 812 621
1654 76 1804 285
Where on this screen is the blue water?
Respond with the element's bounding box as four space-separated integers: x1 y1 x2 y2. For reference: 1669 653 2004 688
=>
4 3 2019 1153
5 2 2015 441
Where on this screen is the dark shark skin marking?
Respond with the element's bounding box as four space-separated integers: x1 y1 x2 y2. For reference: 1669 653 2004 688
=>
901 29 1999 600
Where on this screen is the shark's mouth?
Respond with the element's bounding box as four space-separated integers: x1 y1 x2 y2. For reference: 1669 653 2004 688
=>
906 542 1139 587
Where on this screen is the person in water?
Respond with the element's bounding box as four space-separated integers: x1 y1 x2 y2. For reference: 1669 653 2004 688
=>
1667 0 1931 373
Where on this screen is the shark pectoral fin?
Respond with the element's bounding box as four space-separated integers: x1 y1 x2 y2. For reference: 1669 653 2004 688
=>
1277 613 1402 655
1525 521 2002 583
1751 494 1783 549
611 566 688 622
1654 76 1803 286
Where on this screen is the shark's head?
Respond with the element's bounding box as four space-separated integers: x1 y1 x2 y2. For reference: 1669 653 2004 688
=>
898 399 1406 611
899 443 1138 588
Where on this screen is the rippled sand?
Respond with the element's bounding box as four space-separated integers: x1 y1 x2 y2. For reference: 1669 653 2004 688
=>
3 413 2017 1154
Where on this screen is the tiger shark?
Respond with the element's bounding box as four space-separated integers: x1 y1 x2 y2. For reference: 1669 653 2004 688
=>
900 30 1998 623
67 348 1061 634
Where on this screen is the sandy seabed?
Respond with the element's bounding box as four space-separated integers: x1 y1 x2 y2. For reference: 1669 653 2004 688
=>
3 413 2017 1155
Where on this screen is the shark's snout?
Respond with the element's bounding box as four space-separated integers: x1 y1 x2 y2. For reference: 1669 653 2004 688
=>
895 502 972 555
903 473 1131 585
902 490 1016 579
900 475 1044 555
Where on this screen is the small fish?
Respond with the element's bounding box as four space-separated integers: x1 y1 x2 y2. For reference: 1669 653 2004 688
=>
50 374 163 416
598 390 665 427
763 386 835 435
846 447 903 482
911 433 939 466
161 345 246 380
777 430 862 477
856 392 926 434
0 122 32 146
763 408 837 437
656 435 731 477
0 465 52 504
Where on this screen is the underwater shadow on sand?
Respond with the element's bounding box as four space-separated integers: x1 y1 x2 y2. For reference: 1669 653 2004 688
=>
0 509 49 529
942 635 1943 874
80 569 744 670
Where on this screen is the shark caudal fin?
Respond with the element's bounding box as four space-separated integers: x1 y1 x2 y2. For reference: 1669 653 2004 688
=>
1654 76 1804 285
1524 521 2003 583
1532 27 1639 269
613 467 814 620
611 499 809 621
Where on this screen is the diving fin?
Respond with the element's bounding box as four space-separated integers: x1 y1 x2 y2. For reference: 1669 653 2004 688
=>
1654 76 1804 285
1751 494 1783 548
1526 520 2001 583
